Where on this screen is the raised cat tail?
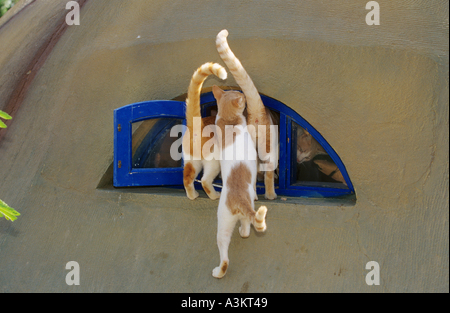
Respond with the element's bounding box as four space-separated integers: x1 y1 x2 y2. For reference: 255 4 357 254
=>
252 205 267 232
186 62 227 132
216 30 261 109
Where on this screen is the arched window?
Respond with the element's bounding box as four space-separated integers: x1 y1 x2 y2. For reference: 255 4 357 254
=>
113 92 355 198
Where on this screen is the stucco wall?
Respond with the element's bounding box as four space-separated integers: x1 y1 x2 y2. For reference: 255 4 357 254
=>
0 0 448 292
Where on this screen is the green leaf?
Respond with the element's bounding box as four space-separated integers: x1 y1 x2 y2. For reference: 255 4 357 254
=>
0 110 12 120
0 199 20 222
0 120 7 128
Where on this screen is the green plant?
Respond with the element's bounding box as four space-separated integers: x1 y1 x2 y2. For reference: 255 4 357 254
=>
0 109 20 221
0 0 19 18
0 109 11 128
0 199 20 222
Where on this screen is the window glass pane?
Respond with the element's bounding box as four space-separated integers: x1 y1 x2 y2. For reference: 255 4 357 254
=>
203 103 218 117
291 121 347 188
132 118 183 169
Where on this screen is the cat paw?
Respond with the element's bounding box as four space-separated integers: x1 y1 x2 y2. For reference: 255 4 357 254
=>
264 191 277 200
239 226 250 238
212 267 226 279
208 191 221 200
187 190 199 200
212 261 228 278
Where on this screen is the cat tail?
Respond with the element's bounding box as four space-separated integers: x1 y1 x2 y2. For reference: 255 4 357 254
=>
186 62 227 132
216 29 262 113
252 205 267 232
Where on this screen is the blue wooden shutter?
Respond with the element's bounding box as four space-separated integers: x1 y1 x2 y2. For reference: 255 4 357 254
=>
114 100 185 187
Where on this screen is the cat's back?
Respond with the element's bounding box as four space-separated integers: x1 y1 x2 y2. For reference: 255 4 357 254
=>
220 160 254 216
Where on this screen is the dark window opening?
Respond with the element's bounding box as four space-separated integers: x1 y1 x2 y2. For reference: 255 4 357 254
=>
291 121 347 189
132 118 183 169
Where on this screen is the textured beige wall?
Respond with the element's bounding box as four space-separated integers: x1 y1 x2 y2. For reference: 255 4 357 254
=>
40 0 447 211
0 0 67 112
0 0 447 292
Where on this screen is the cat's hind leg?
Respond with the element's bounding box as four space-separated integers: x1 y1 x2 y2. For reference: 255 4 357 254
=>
183 160 202 200
212 204 237 279
242 184 257 236
239 218 251 238
252 205 268 232
201 160 221 200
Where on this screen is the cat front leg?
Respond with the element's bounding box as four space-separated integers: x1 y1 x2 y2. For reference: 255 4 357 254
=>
201 180 221 200
264 170 277 200
183 160 202 200
201 160 221 200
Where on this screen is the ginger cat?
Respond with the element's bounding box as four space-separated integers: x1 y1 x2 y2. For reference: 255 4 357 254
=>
296 127 327 164
211 85 267 279
216 29 278 200
296 126 347 185
312 155 346 185
182 62 227 200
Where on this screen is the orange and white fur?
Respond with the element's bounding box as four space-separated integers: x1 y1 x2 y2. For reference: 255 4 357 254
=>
182 63 227 200
216 29 278 200
211 85 267 279
296 127 326 164
296 127 347 185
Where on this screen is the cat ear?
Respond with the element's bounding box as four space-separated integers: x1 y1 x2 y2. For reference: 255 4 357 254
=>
232 96 245 108
232 98 241 108
212 85 224 101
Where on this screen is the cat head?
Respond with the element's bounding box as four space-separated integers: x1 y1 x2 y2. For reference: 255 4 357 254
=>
212 85 246 119
296 128 327 163
297 129 313 163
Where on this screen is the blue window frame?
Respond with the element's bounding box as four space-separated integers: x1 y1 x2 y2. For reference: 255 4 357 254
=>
114 100 185 187
114 92 355 198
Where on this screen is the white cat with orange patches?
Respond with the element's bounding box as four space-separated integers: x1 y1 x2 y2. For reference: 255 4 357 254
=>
216 29 279 200
182 62 227 200
211 85 267 279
